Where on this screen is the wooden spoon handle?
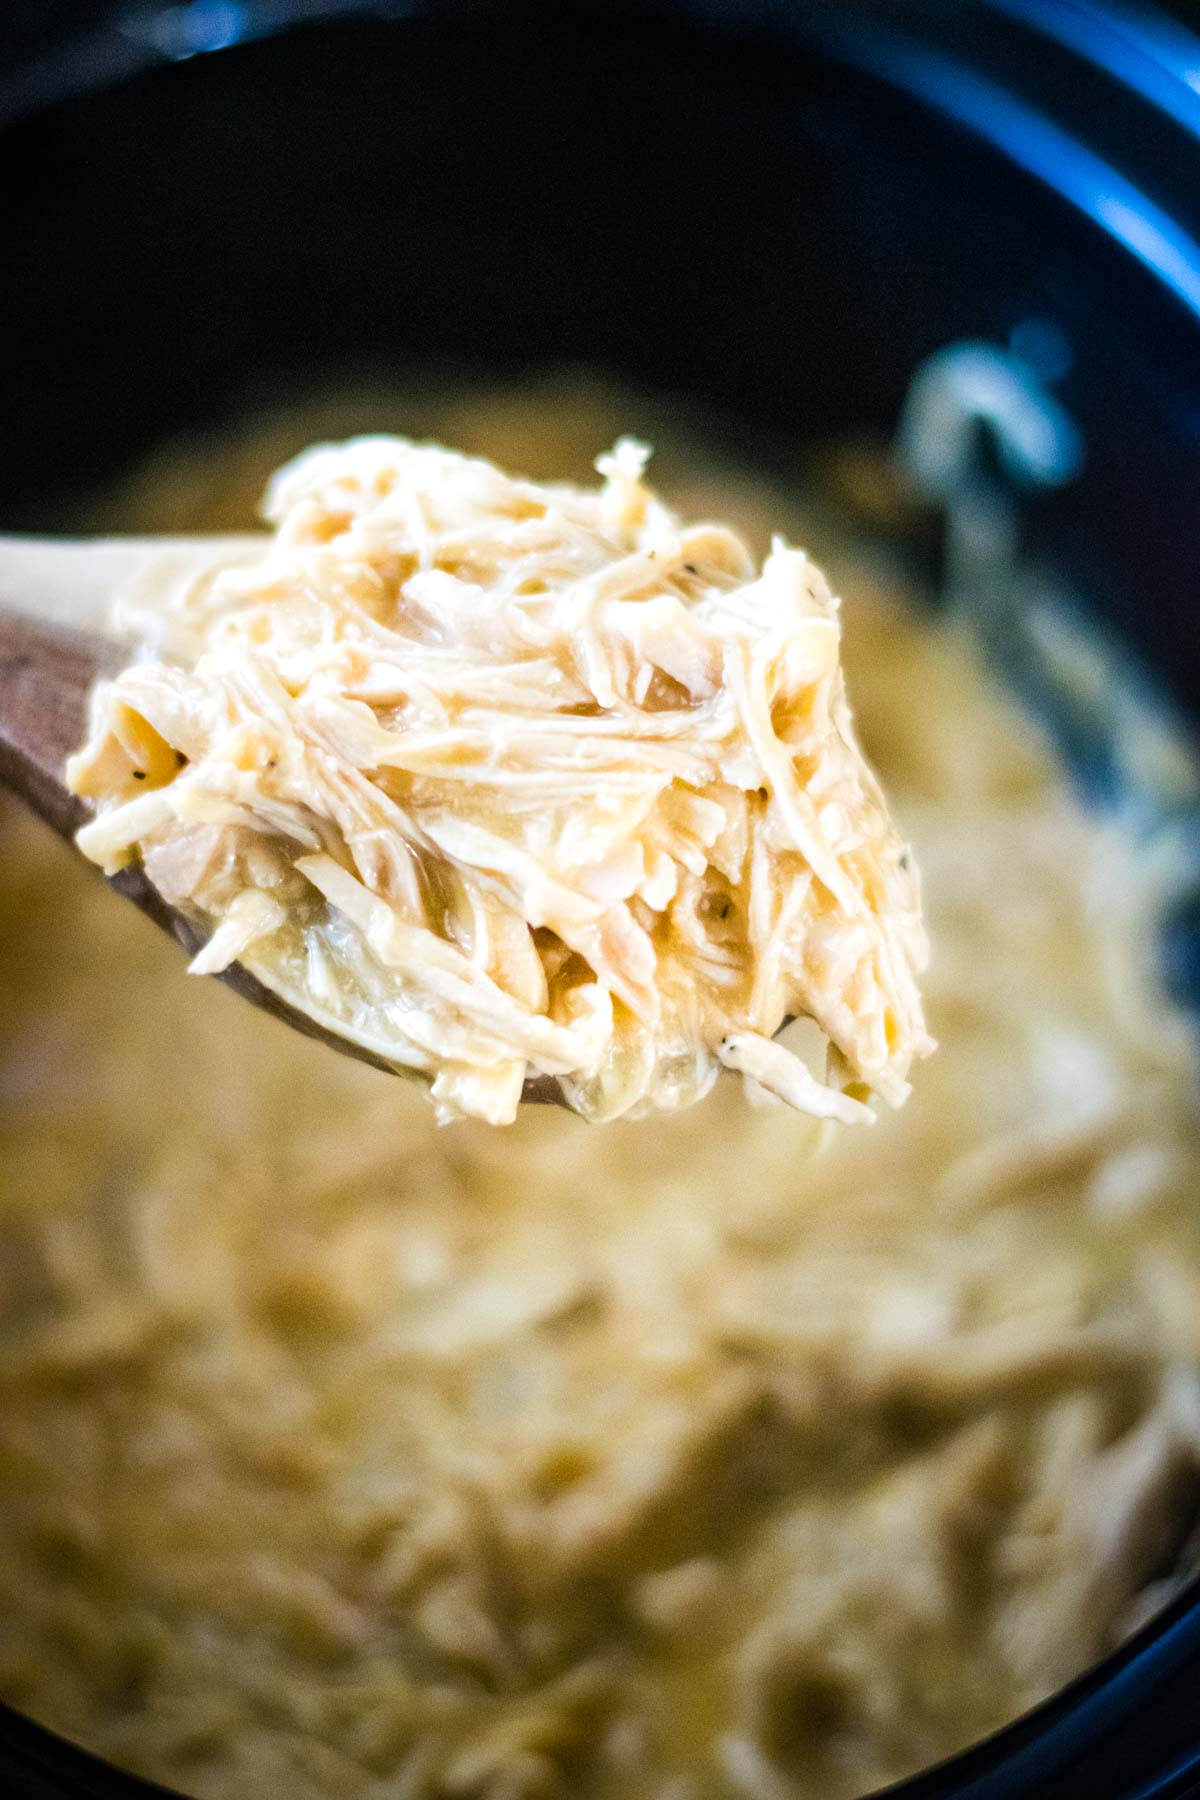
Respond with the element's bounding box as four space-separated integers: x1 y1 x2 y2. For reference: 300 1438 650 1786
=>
0 531 264 837
0 613 114 838
0 534 264 631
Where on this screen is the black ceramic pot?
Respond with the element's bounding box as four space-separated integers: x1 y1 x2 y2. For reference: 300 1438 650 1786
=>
1 3 1199 1795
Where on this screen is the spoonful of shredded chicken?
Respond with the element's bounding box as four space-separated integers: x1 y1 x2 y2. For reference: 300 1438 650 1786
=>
59 434 932 1124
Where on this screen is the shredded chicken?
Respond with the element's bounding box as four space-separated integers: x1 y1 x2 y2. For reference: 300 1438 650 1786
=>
67 437 931 1123
2 381 1199 1800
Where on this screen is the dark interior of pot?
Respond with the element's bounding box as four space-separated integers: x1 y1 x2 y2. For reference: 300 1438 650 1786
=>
2 6 1200 1800
1 1 1195 684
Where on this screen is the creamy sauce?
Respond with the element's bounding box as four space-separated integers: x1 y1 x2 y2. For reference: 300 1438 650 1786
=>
66 435 929 1125
0 379 1198 1800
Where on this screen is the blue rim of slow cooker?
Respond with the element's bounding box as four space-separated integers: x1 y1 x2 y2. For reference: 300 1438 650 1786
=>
2 2 1200 1796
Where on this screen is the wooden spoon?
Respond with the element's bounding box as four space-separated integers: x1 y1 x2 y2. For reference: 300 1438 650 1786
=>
0 535 560 1102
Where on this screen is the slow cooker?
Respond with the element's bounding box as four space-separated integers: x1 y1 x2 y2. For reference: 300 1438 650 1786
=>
1 1 1199 1795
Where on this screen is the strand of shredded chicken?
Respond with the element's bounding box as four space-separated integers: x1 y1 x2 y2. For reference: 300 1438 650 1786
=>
67 437 932 1123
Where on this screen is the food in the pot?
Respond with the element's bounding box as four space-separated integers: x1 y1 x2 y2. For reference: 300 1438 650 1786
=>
65 436 930 1124
1 381 1198 1800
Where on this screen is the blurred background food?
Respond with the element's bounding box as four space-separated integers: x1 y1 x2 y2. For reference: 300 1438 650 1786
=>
1 379 1198 1800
